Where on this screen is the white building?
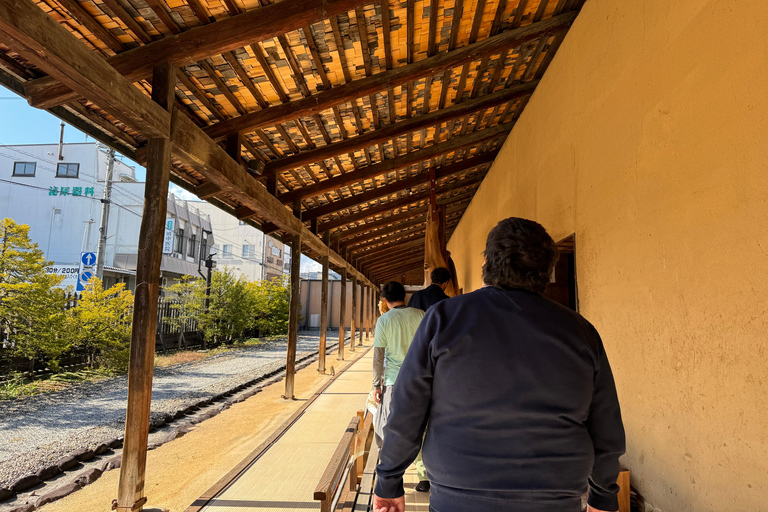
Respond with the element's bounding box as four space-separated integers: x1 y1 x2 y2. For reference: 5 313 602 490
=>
192 200 286 282
0 142 214 291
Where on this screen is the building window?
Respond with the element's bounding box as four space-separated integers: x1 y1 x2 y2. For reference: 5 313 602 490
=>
174 228 185 254
13 162 36 177
56 163 79 178
200 237 208 261
223 244 231 257
188 234 197 257
242 244 250 258
271 246 281 257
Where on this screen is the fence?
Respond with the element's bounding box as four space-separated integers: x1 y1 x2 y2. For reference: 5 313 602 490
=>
0 295 205 379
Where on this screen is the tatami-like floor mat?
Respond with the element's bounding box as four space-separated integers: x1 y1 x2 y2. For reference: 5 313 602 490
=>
199 347 375 512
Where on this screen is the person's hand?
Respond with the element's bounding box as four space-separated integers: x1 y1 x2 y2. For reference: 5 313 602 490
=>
374 388 382 404
373 494 405 512
587 506 617 512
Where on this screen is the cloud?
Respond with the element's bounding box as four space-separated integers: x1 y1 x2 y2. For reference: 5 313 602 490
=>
169 183 199 201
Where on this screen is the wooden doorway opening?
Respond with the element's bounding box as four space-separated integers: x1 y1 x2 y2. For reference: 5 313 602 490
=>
544 234 578 311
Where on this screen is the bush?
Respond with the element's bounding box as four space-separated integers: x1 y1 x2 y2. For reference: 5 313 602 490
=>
97 345 131 373
65 278 133 368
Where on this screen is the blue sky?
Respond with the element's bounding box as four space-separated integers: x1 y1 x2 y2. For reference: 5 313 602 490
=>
0 96 149 180
0 93 323 271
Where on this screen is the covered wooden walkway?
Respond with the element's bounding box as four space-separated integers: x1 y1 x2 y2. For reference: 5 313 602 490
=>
0 0 583 508
183 344 429 512
189 346 375 512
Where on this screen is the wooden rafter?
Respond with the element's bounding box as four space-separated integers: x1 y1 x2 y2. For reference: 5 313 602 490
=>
202 13 576 140
300 151 496 221
0 0 169 139
262 81 535 175
320 183 481 232
279 124 509 203
25 0 377 108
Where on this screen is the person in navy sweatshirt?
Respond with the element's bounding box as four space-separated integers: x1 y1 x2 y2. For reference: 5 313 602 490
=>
373 217 626 512
407 267 451 312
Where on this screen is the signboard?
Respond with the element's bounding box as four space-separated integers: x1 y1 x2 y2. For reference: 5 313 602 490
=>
163 218 175 254
45 265 80 288
48 186 94 198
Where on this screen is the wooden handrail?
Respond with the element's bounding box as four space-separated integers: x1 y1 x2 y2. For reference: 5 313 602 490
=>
314 409 376 511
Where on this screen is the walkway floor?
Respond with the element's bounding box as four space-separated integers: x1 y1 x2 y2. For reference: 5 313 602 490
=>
192 345 375 512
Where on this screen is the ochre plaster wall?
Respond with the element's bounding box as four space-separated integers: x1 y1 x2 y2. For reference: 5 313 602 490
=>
447 1 768 510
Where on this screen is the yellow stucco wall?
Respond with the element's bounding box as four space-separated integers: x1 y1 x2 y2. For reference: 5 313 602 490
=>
447 1 768 510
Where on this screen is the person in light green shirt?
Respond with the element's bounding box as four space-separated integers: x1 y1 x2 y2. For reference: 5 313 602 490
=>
372 281 428 490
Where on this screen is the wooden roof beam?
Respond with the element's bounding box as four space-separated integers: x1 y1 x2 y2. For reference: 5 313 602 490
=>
0 0 170 139
368 256 425 276
319 179 482 232
25 0 376 109
301 151 496 221
339 201 467 248
353 234 425 261
354 215 460 257
347 209 464 250
258 82 533 173
348 223 427 252
202 12 576 140
342 215 428 248
360 245 423 268
375 262 424 283
369 255 426 276
170 110 376 290
279 123 509 204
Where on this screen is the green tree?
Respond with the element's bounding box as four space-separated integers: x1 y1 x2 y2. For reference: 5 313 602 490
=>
65 278 133 368
163 276 205 348
251 276 291 336
199 269 256 343
0 218 67 371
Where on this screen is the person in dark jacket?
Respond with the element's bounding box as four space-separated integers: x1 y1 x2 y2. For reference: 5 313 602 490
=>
373 217 626 512
407 267 451 312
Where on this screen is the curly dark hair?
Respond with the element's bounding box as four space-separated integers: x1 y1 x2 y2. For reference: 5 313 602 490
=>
430 267 452 285
482 217 559 294
381 281 406 303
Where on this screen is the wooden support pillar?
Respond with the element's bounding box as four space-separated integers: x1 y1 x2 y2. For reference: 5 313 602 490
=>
358 285 364 346
284 201 302 399
366 287 372 340
117 62 174 512
363 286 368 341
350 275 357 353
318 231 330 374
338 268 346 361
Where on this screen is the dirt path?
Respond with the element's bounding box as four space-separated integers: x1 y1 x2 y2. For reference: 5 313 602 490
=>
0 333 332 489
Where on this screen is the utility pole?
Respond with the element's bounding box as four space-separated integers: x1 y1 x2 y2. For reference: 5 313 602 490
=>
95 148 115 279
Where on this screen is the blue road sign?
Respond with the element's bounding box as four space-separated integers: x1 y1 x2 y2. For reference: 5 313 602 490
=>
77 270 94 291
81 252 96 267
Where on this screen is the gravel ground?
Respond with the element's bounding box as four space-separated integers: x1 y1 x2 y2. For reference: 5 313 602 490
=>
0 332 333 490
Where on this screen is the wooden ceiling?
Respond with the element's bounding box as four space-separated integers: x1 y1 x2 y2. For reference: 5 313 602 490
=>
0 0 583 284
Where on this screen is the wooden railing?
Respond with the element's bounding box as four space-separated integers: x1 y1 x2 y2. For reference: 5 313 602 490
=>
314 409 375 512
